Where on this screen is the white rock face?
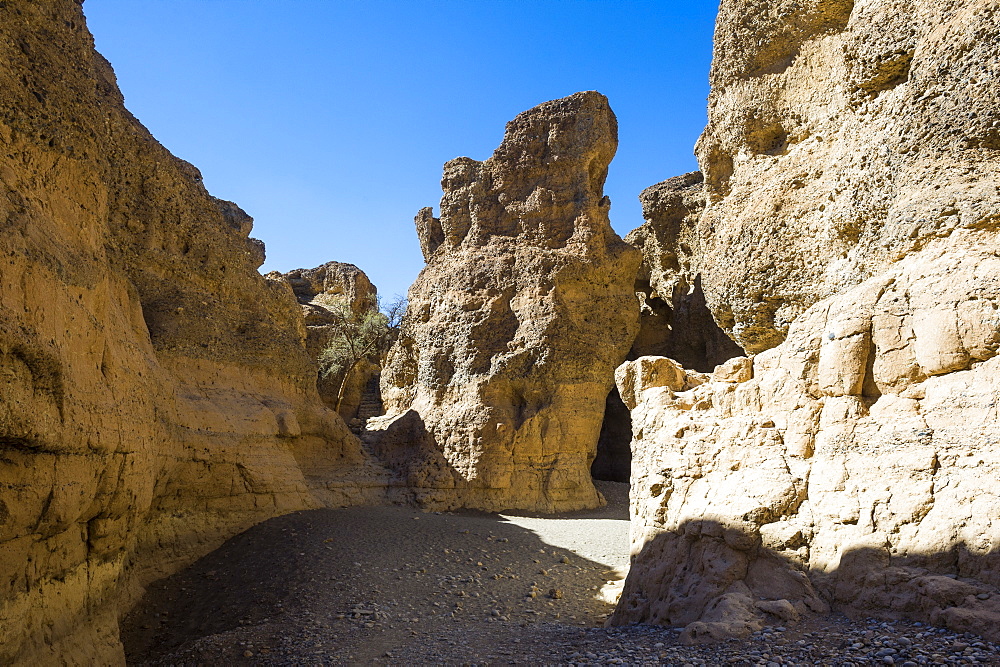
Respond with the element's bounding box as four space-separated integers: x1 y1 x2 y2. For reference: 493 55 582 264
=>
610 243 1000 641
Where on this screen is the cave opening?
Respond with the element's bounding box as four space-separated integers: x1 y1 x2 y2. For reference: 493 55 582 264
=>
591 387 632 483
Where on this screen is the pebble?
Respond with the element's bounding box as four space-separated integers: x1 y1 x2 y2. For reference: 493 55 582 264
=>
124 501 1000 666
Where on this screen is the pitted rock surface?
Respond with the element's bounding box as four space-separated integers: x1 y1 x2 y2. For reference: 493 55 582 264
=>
692 0 1000 353
377 91 641 512
610 0 1000 643
626 171 744 372
612 246 1000 641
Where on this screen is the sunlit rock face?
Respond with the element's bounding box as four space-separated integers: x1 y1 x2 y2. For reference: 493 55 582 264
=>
694 0 1000 353
0 2 381 663
612 0 1000 642
613 250 1000 641
377 91 641 512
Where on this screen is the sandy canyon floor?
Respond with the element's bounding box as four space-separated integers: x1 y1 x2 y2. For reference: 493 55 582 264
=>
123 482 998 665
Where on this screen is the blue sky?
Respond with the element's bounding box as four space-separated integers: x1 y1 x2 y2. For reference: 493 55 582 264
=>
84 1 719 300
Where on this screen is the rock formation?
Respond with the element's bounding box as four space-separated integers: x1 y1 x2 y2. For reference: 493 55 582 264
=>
625 172 744 371
376 91 642 512
692 0 1000 354
278 262 382 423
593 172 746 484
0 2 382 663
612 0 1000 644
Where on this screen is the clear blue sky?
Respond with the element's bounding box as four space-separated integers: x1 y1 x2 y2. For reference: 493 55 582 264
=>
83 1 719 300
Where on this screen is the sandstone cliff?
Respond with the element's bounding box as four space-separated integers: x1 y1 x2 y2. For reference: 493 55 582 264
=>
0 2 381 663
375 91 642 512
612 0 1000 643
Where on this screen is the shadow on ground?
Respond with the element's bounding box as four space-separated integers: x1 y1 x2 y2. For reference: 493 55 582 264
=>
122 504 624 664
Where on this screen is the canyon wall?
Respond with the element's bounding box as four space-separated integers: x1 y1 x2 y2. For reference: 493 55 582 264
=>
694 0 1000 354
626 171 744 372
613 0 1000 643
376 92 641 512
0 2 382 663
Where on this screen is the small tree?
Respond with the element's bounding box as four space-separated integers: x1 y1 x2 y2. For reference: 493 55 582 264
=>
316 294 406 412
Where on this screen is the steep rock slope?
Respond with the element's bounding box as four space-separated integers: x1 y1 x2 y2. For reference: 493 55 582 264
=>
376 92 641 512
612 0 1000 642
0 2 379 663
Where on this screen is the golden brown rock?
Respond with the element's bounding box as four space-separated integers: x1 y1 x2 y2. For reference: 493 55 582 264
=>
277 262 381 421
377 91 641 512
0 2 382 663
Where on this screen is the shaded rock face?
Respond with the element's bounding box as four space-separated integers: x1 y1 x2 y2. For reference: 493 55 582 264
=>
693 0 1000 353
378 91 642 512
0 2 380 663
277 262 381 421
594 173 745 485
590 388 632 483
612 0 1000 644
626 171 744 371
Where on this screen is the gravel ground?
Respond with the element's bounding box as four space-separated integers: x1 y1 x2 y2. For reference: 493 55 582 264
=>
122 482 1000 665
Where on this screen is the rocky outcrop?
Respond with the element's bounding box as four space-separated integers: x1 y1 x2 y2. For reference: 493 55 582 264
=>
0 2 382 663
612 245 1000 641
283 262 378 320
376 91 641 512
625 172 744 372
278 262 381 421
594 173 745 484
612 0 1000 643
692 0 1000 353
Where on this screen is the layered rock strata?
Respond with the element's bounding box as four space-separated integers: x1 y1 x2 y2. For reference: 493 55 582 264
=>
0 2 381 663
376 91 641 512
612 0 1000 643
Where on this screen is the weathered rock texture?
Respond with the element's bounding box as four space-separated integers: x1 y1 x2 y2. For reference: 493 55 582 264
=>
278 262 381 421
692 0 1000 353
0 2 381 663
377 91 641 512
614 247 1000 641
612 0 1000 644
625 172 744 372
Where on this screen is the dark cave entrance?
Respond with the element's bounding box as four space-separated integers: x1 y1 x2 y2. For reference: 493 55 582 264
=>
591 386 632 483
